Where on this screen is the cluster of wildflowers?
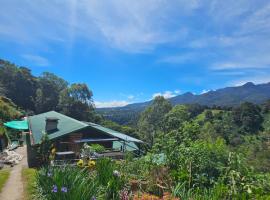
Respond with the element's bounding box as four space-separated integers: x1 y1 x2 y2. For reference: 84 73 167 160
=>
51 185 68 193
48 172 68 194
77 158 96 169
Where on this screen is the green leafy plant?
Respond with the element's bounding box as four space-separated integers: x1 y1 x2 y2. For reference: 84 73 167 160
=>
36 133 53 166
36 166 101 200
90 144 106 153
96 157 115 185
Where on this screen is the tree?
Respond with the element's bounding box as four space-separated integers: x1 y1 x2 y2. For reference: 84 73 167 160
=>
0 60 37 111
58 83 95 121
232 102 263 134
0 83 6 96
101 120 138 138
187 104 207 118
262 100 270 114
137 96 172 147
35 72 68 113
0 97 21 122
164 105 190 132
204 110 213 121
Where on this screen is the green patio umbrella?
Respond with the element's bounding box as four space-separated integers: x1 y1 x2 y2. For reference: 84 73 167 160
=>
4 120 28 130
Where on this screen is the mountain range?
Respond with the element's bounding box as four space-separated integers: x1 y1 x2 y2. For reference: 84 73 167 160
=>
97 82 270 124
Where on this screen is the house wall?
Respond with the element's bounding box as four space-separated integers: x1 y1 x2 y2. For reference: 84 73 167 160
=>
53 127 115 156
26 133 39 167
26 126 120 165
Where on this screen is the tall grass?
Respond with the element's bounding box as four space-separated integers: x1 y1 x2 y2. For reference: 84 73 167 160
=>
96 158 115 185
96 158 126 199
0 169 10 192
171 182 228 200
36 166 101 200
22 168 37 200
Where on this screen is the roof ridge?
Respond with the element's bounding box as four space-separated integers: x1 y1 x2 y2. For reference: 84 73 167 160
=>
28 110 55 118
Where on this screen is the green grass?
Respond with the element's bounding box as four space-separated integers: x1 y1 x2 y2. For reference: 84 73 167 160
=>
0 169 10 193
22 168 37 200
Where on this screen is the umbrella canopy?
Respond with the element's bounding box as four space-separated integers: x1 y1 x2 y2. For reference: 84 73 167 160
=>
4 120 29 130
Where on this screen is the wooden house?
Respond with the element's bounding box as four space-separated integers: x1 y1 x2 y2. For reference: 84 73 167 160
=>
26 111 143 167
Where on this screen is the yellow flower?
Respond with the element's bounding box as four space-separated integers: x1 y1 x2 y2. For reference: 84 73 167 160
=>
88 160 96 168
51 148 56 154
77 159 84 167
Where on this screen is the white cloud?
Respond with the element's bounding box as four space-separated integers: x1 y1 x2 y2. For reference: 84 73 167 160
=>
201 89 210 94
1 0 270 74
152 90 180 99
229 75 270 86
211 55 270 70
0 0 192 53
174 90 181 94
213 71 247 76
95 100 130 108
21 54 50 66
127 95 135 100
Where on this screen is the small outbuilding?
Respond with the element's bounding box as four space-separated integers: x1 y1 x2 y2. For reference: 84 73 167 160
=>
26 111 143 167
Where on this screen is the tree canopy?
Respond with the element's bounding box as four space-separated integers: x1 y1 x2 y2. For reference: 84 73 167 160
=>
137 96 172 147
58 83 95 121
0 59 97 122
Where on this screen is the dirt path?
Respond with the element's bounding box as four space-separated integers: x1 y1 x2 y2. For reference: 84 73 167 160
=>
0 146 28 200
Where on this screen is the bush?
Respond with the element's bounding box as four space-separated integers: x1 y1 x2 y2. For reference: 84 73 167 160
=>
167 139 229 188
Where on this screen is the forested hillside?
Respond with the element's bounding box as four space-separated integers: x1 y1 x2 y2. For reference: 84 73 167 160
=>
132 96 270 198
0 59 101 122
98 82 270 125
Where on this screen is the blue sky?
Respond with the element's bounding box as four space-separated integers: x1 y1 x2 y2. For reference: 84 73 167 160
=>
1 0 270 107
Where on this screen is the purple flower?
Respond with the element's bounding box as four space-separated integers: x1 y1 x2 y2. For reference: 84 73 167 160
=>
61 186 68 193
92 196 96 200
52 185 57 193
47 172 52 177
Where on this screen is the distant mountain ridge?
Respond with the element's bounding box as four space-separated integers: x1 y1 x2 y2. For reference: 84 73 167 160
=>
97 82 270 124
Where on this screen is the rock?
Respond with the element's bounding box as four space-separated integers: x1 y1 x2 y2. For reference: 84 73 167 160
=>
0 149 23 166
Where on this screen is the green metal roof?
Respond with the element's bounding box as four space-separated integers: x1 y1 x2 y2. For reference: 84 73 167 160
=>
4 120 29 130
113 141 139 151
28 111 143 145
85 122 143 143
28 111 88 145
